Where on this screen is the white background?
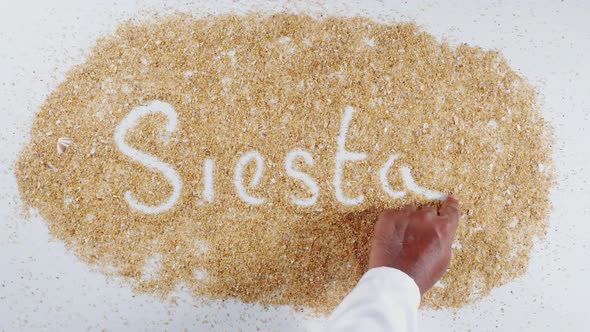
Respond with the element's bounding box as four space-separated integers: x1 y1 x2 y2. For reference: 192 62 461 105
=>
1 1 589 331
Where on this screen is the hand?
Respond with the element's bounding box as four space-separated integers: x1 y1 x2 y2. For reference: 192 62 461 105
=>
368 195 460 295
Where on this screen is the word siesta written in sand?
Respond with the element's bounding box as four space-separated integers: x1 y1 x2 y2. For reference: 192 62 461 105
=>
114 101 445 214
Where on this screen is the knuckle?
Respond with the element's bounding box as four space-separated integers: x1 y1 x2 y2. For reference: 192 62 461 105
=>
436 224 451 239
379 209 396 220
415 210 435 220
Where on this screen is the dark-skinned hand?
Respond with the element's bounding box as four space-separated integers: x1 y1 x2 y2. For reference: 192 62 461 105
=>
368 195 460 295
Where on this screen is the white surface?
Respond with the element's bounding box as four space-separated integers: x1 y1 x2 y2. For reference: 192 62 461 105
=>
113 100 182 214
1 0 589 331
335 106 368 205
285 149 320 207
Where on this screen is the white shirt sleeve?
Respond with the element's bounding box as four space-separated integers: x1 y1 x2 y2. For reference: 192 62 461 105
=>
326 267 421 332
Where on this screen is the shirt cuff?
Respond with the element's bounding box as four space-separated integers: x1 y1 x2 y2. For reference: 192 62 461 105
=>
362 266 421 309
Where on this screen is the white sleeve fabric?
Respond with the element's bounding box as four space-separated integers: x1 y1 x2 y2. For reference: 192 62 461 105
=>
326 267 421 332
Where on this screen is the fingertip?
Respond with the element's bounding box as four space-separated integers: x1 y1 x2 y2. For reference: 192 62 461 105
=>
439 194 460 219
444 193 459 206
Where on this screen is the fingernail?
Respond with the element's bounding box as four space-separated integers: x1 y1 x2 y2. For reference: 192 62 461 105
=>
448 193 457 199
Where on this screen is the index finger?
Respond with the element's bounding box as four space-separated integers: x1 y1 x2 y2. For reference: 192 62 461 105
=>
438 194 460 225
